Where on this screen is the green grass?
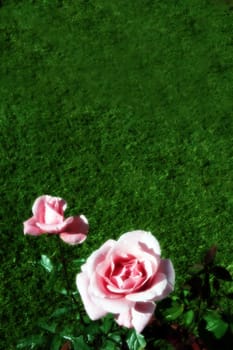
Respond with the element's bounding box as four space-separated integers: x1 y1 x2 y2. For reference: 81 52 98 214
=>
1 0 233 348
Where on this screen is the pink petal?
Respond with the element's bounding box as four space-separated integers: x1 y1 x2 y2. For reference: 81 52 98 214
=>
115 308 133 329
88 292 132 314
36 221 68 234
35 215 89 236
76 273 107 320
126 273 168 302
32 195 67 223
32 196 46 222
78 243 134 314
117 230 161 256
105 259 148 293
44 202 64 225
59 233 87 245
115 302 155 333
115 231 161 258
62 215 89 234
82 239 115 277
50 195 67 214
58 215 89 244
126 259 175 302
156 259 175 298
23 217 44 235
131 302 155 333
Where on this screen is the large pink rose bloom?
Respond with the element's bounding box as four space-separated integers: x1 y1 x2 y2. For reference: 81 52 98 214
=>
23 195 89 245
76 230 175 333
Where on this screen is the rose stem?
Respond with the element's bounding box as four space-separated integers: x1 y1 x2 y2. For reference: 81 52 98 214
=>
57 237 79 306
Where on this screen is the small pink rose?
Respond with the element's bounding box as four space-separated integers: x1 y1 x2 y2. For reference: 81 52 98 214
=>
76 230 175 333
23 195 89 245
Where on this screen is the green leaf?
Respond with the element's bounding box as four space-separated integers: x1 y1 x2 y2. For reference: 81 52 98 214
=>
104 339 119 350
203 310 229 339
108 332 121 344
17 335 45 349
72 258 86 265
71 336 91 350
40 254 53 272
183 310 195 326
86 322 101 337
50 334 62 350
59 288 68 295
126 330 146 350
51 306 73 318
37 318 57 333
100 314 114 334
82 315 92 324
163 303 184 321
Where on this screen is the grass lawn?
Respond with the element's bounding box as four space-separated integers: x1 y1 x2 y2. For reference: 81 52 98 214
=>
1 0 233 349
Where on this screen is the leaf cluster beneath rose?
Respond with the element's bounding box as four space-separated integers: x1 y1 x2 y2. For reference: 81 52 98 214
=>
23 195 175 333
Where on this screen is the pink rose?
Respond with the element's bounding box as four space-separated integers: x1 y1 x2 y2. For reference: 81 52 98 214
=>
76 230 175 333
23 195 89 245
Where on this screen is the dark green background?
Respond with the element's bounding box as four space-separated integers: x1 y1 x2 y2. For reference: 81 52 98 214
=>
1 0 233 348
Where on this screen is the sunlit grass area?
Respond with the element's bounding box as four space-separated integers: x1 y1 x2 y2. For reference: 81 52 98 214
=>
1 0 233 348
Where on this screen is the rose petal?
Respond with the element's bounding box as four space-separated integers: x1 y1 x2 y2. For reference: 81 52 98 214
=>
86 292 132 314
58 215 89 244
126 272 168 302
35 215 89 236
23 217 44 235
59 233 87 245
104 254 158 295
76 273 107 320
115 307 133 329
131 302 155 333
44 202 64 225
32 195 66 223
78 244 134 314
50 195 67 214
82 240 115 277
156 259 175 298
105 258 148 293
115 302 155 333
117 231 161 257
126 259 175 302
32 196 46 222
62 215 89 235
36 221 68 234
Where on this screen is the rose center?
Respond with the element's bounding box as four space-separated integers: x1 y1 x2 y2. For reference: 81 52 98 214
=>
110 258 145 290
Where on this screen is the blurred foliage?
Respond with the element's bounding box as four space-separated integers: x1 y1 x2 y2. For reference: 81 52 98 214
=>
15 248 233 349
